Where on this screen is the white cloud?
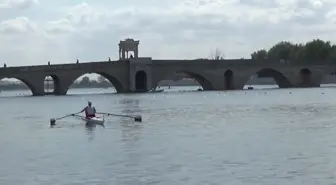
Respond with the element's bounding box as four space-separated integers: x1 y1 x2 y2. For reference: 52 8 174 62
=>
0 0 38 9
0 17 35 34
1 0 336 66
45 19 74 34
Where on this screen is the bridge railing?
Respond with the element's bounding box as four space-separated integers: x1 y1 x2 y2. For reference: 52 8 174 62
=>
151 59 336 66
0 60 124 74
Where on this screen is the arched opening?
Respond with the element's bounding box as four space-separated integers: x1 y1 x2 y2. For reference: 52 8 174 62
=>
68 73 124 95
0 78 34 96
321 70 336 87
135 70 147 92
298 68 312 87
44 75 59 94
244 68 292 90
155 71 213 92
224 70 234 90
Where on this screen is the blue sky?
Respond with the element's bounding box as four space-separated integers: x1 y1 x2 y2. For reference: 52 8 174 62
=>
0 0 334 66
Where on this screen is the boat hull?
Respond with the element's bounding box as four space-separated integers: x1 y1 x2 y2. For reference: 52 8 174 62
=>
149 89 164 93
82 116 105 125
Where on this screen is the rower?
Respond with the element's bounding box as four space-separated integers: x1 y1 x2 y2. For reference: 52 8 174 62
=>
80 101 96 119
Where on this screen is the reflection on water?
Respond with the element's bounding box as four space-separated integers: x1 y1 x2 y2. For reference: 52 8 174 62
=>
120 118 144 142
85 123 105 141
85 124 95 141
120 98 141 115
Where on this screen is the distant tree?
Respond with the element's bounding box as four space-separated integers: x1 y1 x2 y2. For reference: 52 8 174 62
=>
329 45 336 61
251 39 336 63
80 76 90 85
251 49 268 60
299 39 331 62
97 75 107 83
210 48 225 60
267 41 295 60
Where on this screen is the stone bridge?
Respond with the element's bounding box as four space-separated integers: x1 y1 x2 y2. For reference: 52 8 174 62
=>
1 58 336 96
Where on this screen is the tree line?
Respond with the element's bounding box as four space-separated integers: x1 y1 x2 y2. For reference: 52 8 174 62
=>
71 76 112 88
251 39 336 63
201 39 336 64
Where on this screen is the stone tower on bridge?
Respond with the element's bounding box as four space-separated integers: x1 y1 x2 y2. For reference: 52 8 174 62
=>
118 38 139 59
117 38 153 92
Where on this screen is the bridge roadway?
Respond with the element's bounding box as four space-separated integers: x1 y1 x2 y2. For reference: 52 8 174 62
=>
0 60 121 74
0 58 335 96
0 58 333 74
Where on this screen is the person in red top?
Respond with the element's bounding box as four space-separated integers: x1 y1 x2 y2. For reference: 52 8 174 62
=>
80 101 96 119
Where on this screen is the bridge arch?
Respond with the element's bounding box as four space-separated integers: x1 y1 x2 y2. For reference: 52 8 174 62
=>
44 75 60 94
0 77 36 96
65 72 125 94
320 68 336 86
298 68 312 87
154 70 214 91
244 68 292 89
135 70 147 92
224 69 234 90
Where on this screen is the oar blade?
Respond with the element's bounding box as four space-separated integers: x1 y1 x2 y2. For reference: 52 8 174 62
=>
134 116 142 122
50 112 79 127
50 118 56 126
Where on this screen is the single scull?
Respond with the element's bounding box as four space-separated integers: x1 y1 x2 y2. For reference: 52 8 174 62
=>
74 115 105 125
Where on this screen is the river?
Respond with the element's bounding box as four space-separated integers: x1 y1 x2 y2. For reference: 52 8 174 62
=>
1 85 336 184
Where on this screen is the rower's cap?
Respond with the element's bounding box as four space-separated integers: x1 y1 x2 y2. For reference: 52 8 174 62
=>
88 101 92 104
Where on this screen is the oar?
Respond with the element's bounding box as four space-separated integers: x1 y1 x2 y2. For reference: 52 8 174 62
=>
50 112 81 126
97 112 142 122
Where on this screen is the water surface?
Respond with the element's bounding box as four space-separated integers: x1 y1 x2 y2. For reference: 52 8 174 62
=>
1 86 336 185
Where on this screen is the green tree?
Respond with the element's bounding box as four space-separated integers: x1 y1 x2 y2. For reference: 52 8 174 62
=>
299 39 331 63
251 49 268 60
80 76 90 85
329 45 336 61
251 39 336 64
267 41 295 60
97 75 107 83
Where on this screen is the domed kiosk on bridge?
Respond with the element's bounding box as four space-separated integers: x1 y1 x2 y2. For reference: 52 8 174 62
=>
118 38 139 60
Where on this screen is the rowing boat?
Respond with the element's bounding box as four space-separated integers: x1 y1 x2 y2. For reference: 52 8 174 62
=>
78 115 105 125
149 89 164 93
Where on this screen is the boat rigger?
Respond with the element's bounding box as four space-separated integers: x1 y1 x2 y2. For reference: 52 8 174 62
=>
49 101 142 127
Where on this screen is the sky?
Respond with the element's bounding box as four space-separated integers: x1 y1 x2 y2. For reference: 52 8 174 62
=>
0 0 335 67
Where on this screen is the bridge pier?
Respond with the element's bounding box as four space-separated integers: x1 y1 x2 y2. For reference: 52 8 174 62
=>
283 69 323 88
43 73 80 95
10 75 46 96
130 58 153 92
296 68 323 87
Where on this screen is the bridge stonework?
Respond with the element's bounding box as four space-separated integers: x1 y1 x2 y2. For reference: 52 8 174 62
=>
0 58 335 96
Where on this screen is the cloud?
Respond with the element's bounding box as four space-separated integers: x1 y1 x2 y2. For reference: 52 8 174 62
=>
1 0 336 66
45 19 74 34
0 17 35 34
0 0 38 9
